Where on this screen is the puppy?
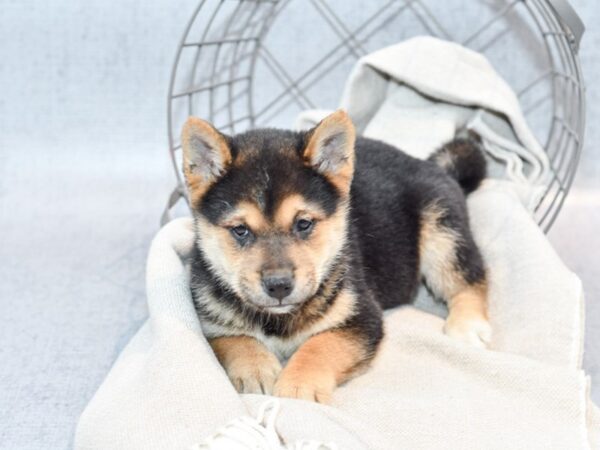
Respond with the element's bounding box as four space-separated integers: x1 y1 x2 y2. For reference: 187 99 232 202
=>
181 110 490 403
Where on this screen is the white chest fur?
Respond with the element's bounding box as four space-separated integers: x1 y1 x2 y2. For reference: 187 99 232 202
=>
199 289 355 361
200 318 309 360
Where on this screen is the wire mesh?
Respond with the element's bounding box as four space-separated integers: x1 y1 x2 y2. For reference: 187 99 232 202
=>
166 0 585 232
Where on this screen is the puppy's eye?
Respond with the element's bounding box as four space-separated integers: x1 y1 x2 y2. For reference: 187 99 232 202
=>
231 225 250 239
294 218 314 234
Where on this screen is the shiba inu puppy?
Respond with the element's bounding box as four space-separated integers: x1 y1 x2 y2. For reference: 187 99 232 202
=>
182 110 490 403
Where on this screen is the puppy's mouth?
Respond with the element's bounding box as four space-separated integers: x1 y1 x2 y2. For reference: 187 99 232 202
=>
239 279 317 314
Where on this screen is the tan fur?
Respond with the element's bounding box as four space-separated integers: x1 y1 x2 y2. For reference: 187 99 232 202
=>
304 110 356 195
181 117 232 205
294 203 349 284
273 329 367 403
195 216 266 300
210 335 282 394
221 201 268 233
273 194 326 230
447 282 488 321
419 203 464 298
419 203 491 347
444 281 491 347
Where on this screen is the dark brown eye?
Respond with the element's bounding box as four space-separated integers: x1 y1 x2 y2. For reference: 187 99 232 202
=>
295 218 314 234
231 225 250 240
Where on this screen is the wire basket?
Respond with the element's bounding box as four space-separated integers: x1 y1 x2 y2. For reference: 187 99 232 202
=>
165 0 585 232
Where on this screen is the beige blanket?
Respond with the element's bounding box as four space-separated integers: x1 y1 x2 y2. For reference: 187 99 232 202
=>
75 180 599 449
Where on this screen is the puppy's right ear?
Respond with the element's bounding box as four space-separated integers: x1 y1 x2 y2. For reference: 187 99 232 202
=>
181 117 232 203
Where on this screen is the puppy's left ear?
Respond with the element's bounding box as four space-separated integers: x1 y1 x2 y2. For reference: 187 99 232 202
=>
304 110 356 195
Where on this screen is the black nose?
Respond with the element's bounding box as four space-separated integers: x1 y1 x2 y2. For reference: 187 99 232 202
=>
262 273 294 301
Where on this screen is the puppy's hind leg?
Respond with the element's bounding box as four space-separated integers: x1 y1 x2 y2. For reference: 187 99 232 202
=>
419 202 491 348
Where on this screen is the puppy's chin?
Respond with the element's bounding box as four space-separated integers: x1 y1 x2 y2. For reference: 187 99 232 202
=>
244 297 302 315
243 291 313 314
261 304 297 315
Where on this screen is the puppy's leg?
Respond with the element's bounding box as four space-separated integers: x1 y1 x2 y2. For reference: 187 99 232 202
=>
419 202 491 348
274 328 375 403
210 335 282 394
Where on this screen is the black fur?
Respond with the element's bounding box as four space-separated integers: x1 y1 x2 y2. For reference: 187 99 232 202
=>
190 127 487 361
428 130 487 195
349 135 487 309
199 130 341 223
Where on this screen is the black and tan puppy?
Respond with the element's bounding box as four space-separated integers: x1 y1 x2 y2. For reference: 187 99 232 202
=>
182 110 490 403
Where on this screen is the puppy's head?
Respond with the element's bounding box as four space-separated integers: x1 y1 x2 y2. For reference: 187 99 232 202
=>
182 111 355 314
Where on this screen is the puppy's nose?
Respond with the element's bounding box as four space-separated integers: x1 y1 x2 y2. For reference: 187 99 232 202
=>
261 271 294 301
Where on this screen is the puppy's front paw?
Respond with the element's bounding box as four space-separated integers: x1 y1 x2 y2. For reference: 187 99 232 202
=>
444 312 492 349
273 368 336 403
226 352 282 395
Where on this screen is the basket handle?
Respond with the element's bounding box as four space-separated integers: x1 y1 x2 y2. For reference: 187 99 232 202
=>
160 183 187 226
547 0 585 53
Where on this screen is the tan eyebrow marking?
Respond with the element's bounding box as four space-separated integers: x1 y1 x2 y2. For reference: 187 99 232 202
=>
274 194 326 229
221 201 268 232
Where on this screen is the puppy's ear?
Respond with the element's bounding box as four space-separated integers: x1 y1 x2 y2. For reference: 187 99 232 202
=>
304 110 356 195
181 117 232 203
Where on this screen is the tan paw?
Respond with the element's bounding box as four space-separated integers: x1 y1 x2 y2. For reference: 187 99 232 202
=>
226 352 282 395
444 312 492 349
273 369 336 403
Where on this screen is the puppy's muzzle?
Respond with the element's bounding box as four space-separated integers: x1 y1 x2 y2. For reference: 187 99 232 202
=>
261 269 294 302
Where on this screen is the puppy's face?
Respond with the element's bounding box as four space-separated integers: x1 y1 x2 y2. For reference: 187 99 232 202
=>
181 111 355 314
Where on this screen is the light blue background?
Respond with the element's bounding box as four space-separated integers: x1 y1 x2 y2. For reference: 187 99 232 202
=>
0 1 598 448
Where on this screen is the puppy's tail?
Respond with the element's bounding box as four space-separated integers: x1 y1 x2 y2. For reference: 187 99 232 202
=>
428 129 487 195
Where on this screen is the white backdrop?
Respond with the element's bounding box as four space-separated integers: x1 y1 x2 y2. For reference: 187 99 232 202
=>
0 1 598 448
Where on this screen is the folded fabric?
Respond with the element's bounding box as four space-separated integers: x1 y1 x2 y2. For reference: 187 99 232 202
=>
75 183 599 448
295 36 550 210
